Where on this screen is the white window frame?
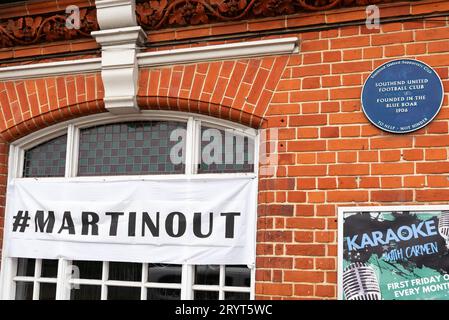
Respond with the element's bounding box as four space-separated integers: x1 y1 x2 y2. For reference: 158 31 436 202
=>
337 205 449 300
0 110 260 300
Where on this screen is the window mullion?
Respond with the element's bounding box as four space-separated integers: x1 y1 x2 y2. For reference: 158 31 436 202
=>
2 258 17 300
192 120 201 175
185 117 196 175
55 258 70 300
249 130 260 301
15 146 25 179
250 266 256 300
33 259 42 300
218 265 225 300
141 263 148 300
1 145 22 300
65 124 79 178
253 130 260 176
181 264 193 300
101 261 108 300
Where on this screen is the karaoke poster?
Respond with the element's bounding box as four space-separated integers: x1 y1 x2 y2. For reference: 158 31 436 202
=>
341 210 449 300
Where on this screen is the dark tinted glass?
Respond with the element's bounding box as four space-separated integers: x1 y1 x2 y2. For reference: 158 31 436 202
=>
70 285 101 300
147 288 181 300
39 283 56 300
107 286 140 300
108 262 142 282
41 259 58 278
194 290 219 300
225 265 251 287
78 121 186 176
194 265 219 285
225 292 250 300
17 258 35 277
199 127 254 173
148 264 182 283
15 282 33 300
23 135 67 177
71 260 102 280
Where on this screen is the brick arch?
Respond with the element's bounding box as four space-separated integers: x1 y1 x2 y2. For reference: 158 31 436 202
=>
137 56 288 128
0 73 106 142
0 55 289 141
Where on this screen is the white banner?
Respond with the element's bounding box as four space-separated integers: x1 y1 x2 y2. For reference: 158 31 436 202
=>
4 177 257 265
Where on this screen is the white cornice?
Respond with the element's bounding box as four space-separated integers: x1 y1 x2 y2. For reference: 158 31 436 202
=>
0 58 101 81
0 38 299 81
138 37 300 67
91 26 147 47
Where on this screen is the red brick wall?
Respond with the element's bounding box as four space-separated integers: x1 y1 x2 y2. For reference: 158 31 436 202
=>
137 57 288 128
0 74 105 140
0 0 449 300
254 19 449 300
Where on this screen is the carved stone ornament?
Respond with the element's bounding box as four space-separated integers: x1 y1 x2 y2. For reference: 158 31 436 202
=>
135 0 400 30
0 8 99 48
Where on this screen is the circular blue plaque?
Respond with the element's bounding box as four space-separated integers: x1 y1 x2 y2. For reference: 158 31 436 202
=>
361 59 444 133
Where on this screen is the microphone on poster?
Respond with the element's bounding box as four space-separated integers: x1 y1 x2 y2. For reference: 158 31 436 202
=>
438 211 449 249
343 262 381 300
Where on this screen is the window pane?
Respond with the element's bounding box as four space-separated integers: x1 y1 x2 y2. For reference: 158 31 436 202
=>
17 258 35 277
78 121 186 176
148 264 182 283
225 292 250 300
225 265 251 287
15 282 33 300
71 285 101 300
108 262 142 282
199 127 254 174
195 265 219 285
23 135 67 177
39 283 56 300
194 290 218 300
41 259 58 278
107 286 140 300
147 288 180 300
71 260 102 280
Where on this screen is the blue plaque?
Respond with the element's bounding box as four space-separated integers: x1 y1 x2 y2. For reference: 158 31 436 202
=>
361 59 444 133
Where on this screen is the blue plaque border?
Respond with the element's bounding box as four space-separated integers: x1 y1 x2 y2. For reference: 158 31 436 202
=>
361 59 444 134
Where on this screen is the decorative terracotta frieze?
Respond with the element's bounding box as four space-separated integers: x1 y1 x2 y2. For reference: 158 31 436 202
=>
0 0 426 48
135 0 399 30
0 8 99 48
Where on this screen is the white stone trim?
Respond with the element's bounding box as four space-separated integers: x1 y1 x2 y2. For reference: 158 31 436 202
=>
138 37 300 67
12 110 257 150
0 38 298 82
91 26 147 47
95 0 137 29
92 26 146 114
0 58 101 81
